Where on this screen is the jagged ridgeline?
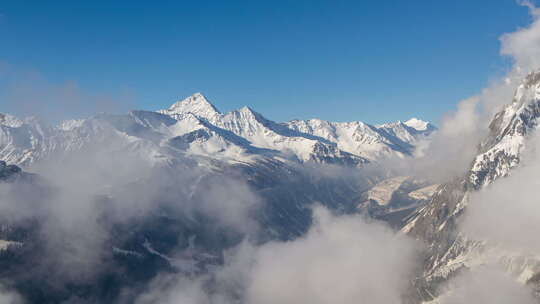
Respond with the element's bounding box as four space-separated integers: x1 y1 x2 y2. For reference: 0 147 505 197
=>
404 70 540 302
0 93 434 166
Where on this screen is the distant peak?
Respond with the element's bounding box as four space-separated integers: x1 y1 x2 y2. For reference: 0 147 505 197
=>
233 106 259 117
170 92 218 111
239 105 254 113
404 118 432 131
162 93 221 119
232 106 272 125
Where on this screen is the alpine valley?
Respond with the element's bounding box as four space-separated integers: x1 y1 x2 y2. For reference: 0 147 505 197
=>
2 68 540 303
0 93 440 303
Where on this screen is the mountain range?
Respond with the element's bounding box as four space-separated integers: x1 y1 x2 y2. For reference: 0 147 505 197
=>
3 70 540 303
0 94 440 303
0 93 435 168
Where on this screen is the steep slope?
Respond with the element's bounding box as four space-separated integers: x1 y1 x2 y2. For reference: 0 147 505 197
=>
158 92 221 122
403 70 540 301
165 112 278 159
285 118 434 160
378 120 434 147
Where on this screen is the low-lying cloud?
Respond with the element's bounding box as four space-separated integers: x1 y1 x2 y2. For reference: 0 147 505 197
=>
134 206 421 304
245 206 419 304
0 130 262 289
2 2 540 303
439 266 536 304
0 62 135 123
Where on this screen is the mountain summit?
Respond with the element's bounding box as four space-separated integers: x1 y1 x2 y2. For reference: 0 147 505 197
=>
157 93 436 161
159 93 221 120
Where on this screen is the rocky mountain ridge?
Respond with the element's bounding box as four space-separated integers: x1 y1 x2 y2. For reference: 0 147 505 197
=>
403 70 540 302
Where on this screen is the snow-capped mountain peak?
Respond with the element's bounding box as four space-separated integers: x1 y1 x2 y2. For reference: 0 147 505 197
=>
159 93 221 120
154 93 437 162
404 117 432 131
1 92 436 167
235 106 263 120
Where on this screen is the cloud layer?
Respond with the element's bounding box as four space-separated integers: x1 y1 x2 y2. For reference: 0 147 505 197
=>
245 206 419 304
134 206 420 304
439 266 536 304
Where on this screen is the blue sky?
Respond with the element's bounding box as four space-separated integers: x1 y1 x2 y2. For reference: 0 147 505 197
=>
0 1 534 124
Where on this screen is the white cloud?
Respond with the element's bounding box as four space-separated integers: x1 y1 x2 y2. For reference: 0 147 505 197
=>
135 206 420 304
501 2 540 72
0 131 262 284
0 63 135 123
245 206 419 304
439 266 535 304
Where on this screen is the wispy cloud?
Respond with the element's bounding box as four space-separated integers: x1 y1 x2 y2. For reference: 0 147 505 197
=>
439 266 536 304
0 62 136 123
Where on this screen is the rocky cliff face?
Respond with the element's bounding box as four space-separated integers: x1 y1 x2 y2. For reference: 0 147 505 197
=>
0 161 23 181
404 70 540 301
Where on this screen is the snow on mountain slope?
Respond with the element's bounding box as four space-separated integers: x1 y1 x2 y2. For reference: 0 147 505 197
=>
406 70 540 241
364 176 410 206
404 118 435 132
378 120 433 146
285 117 434 160
159 93 434 162
0 115 58 165
158 92 221 121
165 112 279 159
403 70 540 302
0 112 168 166
213 107 361 163
468 72 540 187
159 95 369 164
285 119 407 160
361 175 436 209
